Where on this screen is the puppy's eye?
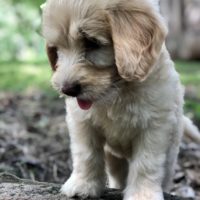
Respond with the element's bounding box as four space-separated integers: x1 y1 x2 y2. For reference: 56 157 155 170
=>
80 30 115 68
83 37 102 50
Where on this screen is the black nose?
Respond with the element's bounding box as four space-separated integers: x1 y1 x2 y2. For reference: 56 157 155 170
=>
62 83 81 97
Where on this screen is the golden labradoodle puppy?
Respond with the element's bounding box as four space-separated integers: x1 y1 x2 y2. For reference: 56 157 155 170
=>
42 0 200 199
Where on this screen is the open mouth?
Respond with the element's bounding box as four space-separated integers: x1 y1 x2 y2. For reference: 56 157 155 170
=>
77 98 93 110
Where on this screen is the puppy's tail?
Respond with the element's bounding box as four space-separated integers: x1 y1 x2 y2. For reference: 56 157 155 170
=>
183 116 200 144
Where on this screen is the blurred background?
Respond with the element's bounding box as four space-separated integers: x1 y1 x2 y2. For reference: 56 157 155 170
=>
0 0 200 199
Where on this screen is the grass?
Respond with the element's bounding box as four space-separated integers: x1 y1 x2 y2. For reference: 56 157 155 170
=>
175 60 200 122
176 60 200 86
0 60 53 94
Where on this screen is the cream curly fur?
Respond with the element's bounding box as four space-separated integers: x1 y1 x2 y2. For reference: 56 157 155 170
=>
42 0 199 199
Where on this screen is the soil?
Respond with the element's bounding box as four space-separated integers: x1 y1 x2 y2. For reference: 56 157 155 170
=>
0 91 199 199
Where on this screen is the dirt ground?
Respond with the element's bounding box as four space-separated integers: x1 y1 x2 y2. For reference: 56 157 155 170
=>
0 92 199 199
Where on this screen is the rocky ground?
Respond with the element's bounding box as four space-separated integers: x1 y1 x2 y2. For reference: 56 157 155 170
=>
0 92 199 199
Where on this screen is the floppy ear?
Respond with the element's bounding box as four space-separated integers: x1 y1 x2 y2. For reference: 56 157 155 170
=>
106 6 167 82
46 45 58 71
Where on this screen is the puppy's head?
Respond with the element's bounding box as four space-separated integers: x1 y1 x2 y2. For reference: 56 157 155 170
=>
42 0 167 109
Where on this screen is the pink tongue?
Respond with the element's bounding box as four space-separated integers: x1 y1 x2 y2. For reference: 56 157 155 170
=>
77 98 93 110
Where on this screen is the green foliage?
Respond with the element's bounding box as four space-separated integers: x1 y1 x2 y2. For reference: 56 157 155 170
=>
185 100 200 122
0 0 45 61
10 0 45 8
176 60 200 99
175 61 200 121
176 60 200 85
0 61 52 93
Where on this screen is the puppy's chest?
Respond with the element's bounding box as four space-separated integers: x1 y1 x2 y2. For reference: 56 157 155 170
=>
91 103 151 155
93 100 152 131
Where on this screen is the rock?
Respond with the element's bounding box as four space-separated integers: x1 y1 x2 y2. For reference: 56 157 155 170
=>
0 173 194 200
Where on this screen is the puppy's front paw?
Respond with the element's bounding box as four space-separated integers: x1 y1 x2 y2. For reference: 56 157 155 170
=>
124 187 164 200
61 174 104 198
124 193 163 200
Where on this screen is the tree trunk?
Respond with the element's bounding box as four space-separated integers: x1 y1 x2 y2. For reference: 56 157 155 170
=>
160 0 200 59
0 173 193 200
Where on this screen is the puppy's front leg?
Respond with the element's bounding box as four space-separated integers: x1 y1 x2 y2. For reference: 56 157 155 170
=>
61 112 105 198
124 128 170 200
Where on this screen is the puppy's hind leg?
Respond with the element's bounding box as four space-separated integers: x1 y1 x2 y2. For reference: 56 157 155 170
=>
105 149 128 189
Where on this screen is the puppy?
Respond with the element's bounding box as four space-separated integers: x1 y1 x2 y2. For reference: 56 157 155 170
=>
42 0 198 199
